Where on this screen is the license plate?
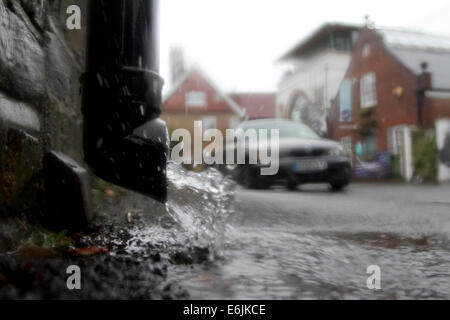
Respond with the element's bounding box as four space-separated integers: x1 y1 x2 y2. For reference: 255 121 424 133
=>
294 160 328 172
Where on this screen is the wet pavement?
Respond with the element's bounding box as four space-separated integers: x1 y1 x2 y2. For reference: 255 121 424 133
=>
0 164 235 299
1 164 450 300
173 182 450 299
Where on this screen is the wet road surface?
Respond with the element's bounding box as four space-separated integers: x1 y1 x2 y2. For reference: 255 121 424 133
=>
174 183 450 299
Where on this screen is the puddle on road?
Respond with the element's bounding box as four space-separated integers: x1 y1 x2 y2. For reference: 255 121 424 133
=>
170 224 450 300
91 165 450 300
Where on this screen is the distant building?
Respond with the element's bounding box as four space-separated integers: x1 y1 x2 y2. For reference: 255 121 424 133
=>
276 23 360 136
329 26 450 181
230 93 276 120
162 67 245 137
163 46 276 135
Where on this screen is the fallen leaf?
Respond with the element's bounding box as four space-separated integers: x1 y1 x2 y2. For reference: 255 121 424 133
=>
18 244 57 261
68 246 109 257
0 274 9 285
105 188 116 197
70 233 84 244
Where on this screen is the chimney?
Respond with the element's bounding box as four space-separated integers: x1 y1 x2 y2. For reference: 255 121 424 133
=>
170 46 186 85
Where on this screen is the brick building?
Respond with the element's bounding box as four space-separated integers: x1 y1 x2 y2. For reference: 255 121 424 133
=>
162 67 245 138
329 26 450 181
276 23 360 136
229 93 276 120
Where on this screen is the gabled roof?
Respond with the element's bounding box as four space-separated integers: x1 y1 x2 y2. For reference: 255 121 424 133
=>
278 22 361 62
229 93 276 119
378 28 450 88
162 67 245 117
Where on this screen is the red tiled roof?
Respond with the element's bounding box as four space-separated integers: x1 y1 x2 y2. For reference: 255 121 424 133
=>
162 69 245 116
230 93 276 119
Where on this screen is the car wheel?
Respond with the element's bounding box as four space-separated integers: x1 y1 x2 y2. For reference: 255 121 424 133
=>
241 167 261 189
330 181 348 191
287 181 298 191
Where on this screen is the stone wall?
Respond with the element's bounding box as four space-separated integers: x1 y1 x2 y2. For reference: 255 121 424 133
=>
0 0 86 218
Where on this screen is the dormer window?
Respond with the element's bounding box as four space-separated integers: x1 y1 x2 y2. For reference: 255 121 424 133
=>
186 91 206 107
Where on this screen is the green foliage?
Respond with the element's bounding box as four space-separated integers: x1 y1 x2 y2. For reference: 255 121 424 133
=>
91 176 107 210
412 130 438 183
29 229 74 249
356 120 378 136
359 106 375 117
389 155 402 179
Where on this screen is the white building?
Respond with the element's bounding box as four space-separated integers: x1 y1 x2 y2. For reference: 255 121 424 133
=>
276 23 360 136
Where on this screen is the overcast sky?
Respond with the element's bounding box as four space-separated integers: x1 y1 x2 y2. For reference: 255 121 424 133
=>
159 0 450 93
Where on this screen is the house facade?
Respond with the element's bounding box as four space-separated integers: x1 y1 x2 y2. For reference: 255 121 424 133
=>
162 67 245 141
329 26 450 181
230 93 276 120
276 23 360 136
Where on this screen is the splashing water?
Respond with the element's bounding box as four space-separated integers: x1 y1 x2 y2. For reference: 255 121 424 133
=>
95 162 236 263
166 163 235 250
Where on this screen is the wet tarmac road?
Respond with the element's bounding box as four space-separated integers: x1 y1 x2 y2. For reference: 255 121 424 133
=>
174 183 450 299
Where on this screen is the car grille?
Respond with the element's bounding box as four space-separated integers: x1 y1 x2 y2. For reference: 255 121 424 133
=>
290 148 328 157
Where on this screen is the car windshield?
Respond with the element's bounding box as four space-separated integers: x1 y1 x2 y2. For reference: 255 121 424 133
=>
239 121 320 140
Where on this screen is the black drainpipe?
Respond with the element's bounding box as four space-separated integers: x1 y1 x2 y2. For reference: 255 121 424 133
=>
416 62 431 128
81 0 168 203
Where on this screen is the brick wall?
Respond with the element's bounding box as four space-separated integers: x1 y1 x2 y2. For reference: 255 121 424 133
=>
330 27 419 152
423 94 450 129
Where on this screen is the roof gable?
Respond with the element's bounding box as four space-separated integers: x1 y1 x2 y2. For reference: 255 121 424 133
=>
230 93 276 119
162 68 245 117
278 22 361 61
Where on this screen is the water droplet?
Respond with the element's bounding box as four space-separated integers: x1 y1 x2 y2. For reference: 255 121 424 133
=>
96 73 104 87
96 138 103 149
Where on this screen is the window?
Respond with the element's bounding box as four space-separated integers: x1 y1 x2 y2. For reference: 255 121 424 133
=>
186 91 206 107
360 72 377 108
339 80 352 122
341 136 353 165
362 133 377 159
202 116 217 131
362 44 371 58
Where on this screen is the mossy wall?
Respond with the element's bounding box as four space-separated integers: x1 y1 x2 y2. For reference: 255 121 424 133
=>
0 0 86 218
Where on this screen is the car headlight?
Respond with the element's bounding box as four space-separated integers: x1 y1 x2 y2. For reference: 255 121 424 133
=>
328 145 346 157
